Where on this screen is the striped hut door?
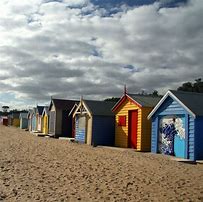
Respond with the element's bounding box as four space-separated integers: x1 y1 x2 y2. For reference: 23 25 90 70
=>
75 115 86 143
128 110 138 149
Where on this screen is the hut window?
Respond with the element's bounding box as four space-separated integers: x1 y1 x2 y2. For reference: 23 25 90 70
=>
118 116 126 126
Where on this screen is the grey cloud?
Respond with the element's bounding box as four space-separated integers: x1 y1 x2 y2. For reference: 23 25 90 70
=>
0 0 203 108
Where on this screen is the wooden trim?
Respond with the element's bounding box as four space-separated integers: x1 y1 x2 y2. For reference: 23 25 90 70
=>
112 94 142 112
185 113 189 159
148 91 196 119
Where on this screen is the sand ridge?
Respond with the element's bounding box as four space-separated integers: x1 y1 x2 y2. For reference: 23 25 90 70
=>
0 125 203 201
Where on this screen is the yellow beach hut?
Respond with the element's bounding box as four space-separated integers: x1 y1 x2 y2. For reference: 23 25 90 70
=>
42 106 49 135
9 112 20 127
112 91 161 151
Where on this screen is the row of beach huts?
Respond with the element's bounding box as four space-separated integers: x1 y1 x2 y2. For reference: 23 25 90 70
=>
1 90 203 161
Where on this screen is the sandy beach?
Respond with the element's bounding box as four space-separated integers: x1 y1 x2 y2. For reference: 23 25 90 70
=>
0 125 202 202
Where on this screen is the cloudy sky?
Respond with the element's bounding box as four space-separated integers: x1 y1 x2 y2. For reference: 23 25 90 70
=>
0 0 202 109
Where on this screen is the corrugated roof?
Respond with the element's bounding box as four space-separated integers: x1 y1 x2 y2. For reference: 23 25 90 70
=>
170 90 203 116
84 100 116 116
51 99 79 111
128 94 162 107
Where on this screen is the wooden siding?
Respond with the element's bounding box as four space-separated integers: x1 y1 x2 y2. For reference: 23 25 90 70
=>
55 109 62 135
42 115 48 134
157 98 185 116
13 118 20 127
92 116 115 146
194 116 203 160
49 111 55 134
31 115 37 131
20 118 28 129
86 115 92 145
151 116 158 153
61 111 72 137
115 98 142 150
188 115 195 160
141 107 153 151
37 115 42 132
151 96 193 159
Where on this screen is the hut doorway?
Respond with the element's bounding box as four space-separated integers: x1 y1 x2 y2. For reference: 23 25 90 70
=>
32 115 36 131
158 115 186 158
128 110 138 149
76 115 86 143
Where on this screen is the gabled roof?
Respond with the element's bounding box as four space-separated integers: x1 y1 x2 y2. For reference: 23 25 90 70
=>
27 109 33 118
36 106 45 115
42 106 49 116
68 103 78 116
49 98 79 111
84 100 116 116
148 90 203 119
112 93 161 112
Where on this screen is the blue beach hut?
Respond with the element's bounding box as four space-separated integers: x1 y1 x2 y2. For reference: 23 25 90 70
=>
148 90 203 161
20 112 28 129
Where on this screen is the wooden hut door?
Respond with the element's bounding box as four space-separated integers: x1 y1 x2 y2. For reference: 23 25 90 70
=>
128 110 138 149
158 115 186 158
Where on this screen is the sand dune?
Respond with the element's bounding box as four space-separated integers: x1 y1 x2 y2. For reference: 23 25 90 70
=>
0 125 203 201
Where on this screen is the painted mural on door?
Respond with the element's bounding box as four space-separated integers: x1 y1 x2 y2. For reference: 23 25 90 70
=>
159 115 186 158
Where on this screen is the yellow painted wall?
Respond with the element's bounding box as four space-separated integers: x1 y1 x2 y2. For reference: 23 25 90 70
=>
42 115 48 134
13 118 20 127
140 107 153 151
115 98 142 150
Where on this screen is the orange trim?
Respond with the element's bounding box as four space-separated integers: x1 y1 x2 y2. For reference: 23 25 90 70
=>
112 94 126 112
126 94 142 108
112 94 142 112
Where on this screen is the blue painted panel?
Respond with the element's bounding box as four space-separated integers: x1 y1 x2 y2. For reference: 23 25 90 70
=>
75 116 86 143
20 118 28 129
32 115 36 131
195 116 203 160
151 96 191 159
91 116 115 146
151 117 158 153
153 97 186 117
188 115 195 161
174 134 185 158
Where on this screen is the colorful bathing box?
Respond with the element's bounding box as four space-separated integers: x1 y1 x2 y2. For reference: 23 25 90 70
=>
148 90 203 161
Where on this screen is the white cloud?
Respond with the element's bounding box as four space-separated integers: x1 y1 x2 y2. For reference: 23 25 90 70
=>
0 0 202 109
